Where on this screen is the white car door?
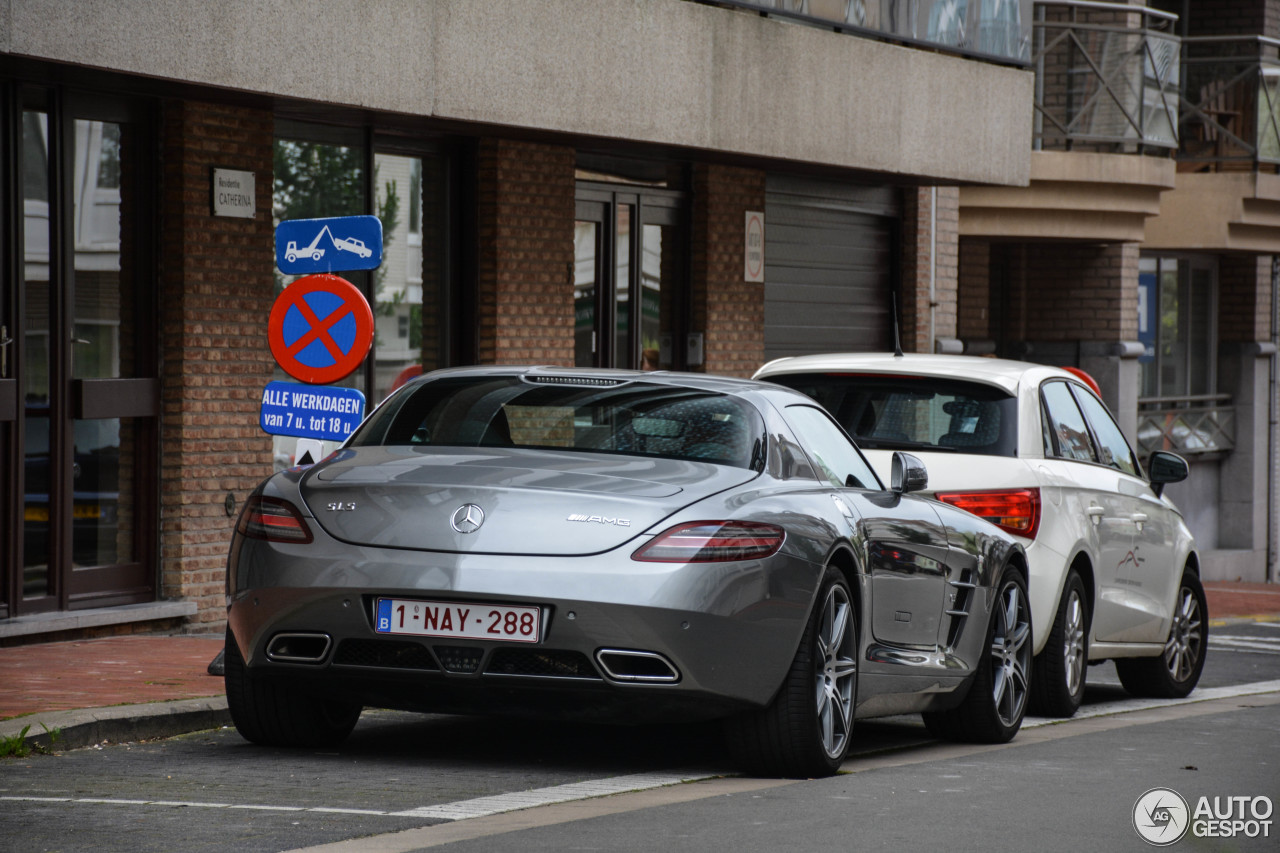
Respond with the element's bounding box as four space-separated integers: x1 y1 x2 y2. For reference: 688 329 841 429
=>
1038 381 1136 640
1069 386 1178 643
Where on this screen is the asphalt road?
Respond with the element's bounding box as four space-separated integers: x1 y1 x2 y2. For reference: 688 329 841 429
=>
2 621 1278 853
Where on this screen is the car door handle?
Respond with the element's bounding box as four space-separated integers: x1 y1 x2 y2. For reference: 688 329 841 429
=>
1131 512 1148 531
1086 505 1105 525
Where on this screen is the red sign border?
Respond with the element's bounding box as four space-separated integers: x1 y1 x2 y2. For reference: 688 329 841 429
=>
268 274 374 385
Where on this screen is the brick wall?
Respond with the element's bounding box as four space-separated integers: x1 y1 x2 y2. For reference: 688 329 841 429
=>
1019 242 1139 342
692 164 766 377
159 100 276 632
900 187 960 352
958 237 992 341
1220 253 1274 343
476 139 575 366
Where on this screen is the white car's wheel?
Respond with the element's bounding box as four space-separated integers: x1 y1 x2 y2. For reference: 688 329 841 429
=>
1030 570 1088 717
1115 570 1207 699
725 566 857 778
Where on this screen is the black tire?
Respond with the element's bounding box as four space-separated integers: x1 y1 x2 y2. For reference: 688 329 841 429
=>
1029 570 1089 717
1115 570 1208 699
224 628 361 747
923 566 1031 744
725 567 858 778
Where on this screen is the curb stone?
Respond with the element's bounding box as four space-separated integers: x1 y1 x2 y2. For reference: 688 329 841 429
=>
0 697 230 754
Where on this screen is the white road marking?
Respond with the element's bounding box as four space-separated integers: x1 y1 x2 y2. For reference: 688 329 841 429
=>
5 680 1280 826
1210 634 1280 653
389 772 716 820
1023 678 1280 727
0 770 719 821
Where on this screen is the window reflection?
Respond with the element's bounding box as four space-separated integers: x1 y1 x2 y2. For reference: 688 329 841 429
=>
271 132 446 469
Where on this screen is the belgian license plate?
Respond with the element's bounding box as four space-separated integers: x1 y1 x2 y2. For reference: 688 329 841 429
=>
375 598 541 644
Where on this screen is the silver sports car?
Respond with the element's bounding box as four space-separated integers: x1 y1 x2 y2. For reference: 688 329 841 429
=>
225 366 1031 778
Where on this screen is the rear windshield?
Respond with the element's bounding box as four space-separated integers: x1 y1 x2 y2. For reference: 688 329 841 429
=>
765 373 1017 457
350 375 764 469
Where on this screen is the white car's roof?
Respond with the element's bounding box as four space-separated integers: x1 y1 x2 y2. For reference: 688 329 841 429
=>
754 352 1080 396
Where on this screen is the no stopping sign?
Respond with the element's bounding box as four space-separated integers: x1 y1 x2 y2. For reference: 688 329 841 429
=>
268 274 374 384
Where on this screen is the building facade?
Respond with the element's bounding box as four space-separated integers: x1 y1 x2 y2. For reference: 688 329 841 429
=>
1 0 1272 644
955 0 1279 584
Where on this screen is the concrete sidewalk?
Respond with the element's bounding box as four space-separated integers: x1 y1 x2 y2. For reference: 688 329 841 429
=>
2 581 1278 753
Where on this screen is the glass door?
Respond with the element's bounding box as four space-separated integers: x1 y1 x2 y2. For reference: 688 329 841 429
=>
4 86 158 614
574 184 686 370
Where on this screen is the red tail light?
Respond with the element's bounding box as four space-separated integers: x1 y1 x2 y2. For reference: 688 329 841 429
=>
633 521 785 563
934 488 1040 539
237 496 314 544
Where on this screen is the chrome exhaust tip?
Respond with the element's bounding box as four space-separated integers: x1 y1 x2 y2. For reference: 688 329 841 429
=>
595 649 680 683
265 632 332 663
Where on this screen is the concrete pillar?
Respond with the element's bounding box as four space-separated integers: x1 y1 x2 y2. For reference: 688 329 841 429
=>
1211 343 1275 580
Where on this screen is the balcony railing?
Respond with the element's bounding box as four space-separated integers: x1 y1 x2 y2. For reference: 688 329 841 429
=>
700 1 1033 63
1177 36 1280 172
1137 394 1235 457
1032 1 1180 153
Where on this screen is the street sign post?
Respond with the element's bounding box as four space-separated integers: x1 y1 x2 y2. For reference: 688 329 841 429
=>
267 273 374 384
259 380 365 441
275 215 383 275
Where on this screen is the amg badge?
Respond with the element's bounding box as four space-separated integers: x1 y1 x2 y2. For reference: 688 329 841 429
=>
567 514 631 527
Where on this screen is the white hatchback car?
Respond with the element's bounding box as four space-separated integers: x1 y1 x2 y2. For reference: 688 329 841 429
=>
755 353 1206 717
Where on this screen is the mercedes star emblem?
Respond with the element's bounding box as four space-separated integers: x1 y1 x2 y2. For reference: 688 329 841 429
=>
451 504 485 534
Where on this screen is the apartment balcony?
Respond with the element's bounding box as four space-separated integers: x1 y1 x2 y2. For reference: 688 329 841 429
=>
960 1 1178 242
1177 36 1280 174
1145 35 1280 252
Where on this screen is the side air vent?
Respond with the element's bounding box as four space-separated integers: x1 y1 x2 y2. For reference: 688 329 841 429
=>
945 569 978 650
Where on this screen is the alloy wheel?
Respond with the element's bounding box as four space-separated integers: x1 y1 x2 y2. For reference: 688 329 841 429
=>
991 579 1032 728
1063 589 1085 696
813 584 857 759
1164 584 1204 683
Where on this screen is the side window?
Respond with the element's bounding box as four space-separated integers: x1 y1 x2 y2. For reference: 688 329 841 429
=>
1041 381 1097 463
785 405 882 490
1071 386 1140 477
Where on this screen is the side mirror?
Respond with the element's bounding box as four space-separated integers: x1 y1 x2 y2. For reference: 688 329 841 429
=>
891 451 928 494
1147 450 1188 498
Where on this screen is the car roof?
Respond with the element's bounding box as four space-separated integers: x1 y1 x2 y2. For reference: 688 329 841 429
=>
410 364 805 399
754 352 1080 396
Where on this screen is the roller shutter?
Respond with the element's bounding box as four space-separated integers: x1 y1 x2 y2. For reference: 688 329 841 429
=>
764 175 899 360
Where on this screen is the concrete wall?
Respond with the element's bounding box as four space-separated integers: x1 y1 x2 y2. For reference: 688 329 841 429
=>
2 0 1033 187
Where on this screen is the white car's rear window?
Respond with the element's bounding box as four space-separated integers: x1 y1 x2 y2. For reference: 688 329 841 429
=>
766 374 1018 457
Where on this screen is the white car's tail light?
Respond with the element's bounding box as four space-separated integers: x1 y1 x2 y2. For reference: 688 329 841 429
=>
237 496 314 544
934 488 1040 539
633 521 785 563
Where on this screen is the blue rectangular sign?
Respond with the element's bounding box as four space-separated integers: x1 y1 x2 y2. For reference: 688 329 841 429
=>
1137 271 1156 364
275 215 383 275
260 381 366 441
